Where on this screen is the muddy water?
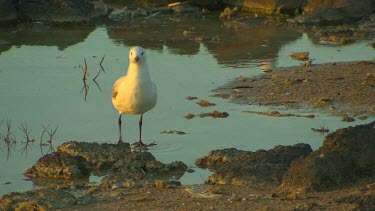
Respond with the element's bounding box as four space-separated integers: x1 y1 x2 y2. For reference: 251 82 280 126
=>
0 15 374 195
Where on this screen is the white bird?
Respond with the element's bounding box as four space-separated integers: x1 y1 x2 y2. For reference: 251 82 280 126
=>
112 46 157 146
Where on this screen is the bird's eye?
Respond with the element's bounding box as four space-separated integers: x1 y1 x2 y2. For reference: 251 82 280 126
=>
141 51 144 56
130 52 133 55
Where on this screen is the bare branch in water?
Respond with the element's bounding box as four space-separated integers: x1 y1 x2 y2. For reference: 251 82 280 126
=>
79 58 89 81
42 124 58 144
100 56 105 72
18 121 35 143
5 137 16 160
93 68 102 82
0 121 15 160
80 80 90 101
4 120 13 144
18 122 35 158
93 80 102 93
93 56 106 82
18 121 35 158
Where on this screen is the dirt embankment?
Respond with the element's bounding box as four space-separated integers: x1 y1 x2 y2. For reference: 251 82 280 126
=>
215 61 375 117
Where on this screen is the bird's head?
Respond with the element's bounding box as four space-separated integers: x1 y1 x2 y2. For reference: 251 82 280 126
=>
129 46 146 64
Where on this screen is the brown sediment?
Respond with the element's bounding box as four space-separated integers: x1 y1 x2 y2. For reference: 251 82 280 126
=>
215 61 375 116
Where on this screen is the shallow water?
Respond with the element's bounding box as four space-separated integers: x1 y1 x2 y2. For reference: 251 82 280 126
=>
0 15 374 195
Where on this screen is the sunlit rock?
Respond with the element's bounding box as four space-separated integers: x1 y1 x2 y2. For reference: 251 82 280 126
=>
223 0 303 16
25 151 90 180
57 141 131 170
196 143 312 185
282 121 375 191
99 151 188 189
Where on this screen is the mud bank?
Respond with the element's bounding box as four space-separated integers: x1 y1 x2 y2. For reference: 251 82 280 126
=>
215 61 375 118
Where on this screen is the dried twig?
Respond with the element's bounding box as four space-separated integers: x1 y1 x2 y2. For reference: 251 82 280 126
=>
93 80 102 93
1 120 16 159
40 124 58 154
18 121 34 158
5 136 16 160
18 121 34 143
80 80 90 101
79 58 89 80
42 124 58 144
4 120 13 143
99 56 105 72
93 56 105 82
40 125 49 146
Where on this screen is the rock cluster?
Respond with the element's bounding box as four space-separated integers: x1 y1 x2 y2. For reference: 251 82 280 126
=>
1 0 374 24
196 143 312 185
24 141 188 189
17 0 105 23
99 151 188 189
196 121 375 191
223 0 375 23
25 151 90 180
282 121 375 191
57 141 131 170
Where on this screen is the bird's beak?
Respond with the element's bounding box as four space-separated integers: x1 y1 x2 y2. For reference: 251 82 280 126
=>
135 56 140 62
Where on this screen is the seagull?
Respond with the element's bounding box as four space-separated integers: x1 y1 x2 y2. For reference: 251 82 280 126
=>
112 46 157 146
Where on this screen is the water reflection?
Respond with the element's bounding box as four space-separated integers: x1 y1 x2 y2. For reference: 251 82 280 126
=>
0 120 57 159
106 15 302 67
205 27 302 67
0 24 96 54
77 56 105 101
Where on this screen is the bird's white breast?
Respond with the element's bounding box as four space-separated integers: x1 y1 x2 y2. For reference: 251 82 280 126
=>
112 65 157 115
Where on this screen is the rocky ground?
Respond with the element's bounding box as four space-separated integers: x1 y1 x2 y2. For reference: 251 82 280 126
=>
1 121 375 210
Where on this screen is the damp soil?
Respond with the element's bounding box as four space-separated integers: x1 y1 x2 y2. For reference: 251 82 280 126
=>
61 179 375 210
215 60 375 117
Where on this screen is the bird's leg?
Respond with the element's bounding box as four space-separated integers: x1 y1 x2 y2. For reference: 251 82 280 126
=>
118 114 123 144
138 114 144 146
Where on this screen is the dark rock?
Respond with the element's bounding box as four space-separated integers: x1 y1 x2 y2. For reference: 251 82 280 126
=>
295 0 375 24
223 0 304 15
17 0 103 23
0 188 87 210
103 0 171 8
190 0 223 10
170 2 200 14
196 143 312 185
25 151 90 180
57 141 131 170
25 141 188 191
282 121 375 191
0 0 17 22
99 151 188 189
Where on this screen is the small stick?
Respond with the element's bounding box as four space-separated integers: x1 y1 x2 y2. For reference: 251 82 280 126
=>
18 121 34 143
4 120 12 143
80 80 89 101
99 56 105 72
42 124 58 144
93 56 106 81
93 80 102 93
79 58 89 81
